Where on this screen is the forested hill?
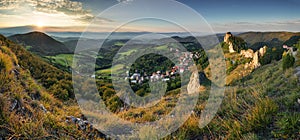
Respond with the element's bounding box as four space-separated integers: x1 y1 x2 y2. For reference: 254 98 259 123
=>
8 32 72 56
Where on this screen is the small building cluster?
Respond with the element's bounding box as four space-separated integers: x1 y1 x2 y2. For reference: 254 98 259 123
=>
125 47 197 84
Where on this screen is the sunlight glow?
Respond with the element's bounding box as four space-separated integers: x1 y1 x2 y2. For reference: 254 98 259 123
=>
36 21 44 28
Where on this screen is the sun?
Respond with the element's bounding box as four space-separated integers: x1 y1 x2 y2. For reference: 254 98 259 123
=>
36 21 44 28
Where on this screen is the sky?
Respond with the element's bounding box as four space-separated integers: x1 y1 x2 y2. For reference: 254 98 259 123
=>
0 0 300 33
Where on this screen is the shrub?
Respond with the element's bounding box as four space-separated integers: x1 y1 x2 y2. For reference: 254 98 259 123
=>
244 98 278 131
103 88 115 99
282 52 295 71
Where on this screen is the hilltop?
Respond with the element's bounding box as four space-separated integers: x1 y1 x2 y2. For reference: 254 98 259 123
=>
8 32 71 56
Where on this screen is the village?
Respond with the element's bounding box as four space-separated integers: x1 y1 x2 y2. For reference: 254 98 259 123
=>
125 46 201 84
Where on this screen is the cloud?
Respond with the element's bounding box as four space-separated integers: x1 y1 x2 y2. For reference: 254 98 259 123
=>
211 19 300 32
117 0 133 4
0 0 20 10
0 0 113 23
31 0 89 16
266 19 300 26
78 14 114 23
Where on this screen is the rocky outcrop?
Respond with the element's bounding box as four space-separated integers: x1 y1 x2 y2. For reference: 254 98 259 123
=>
240 46 267 58
224 32 236 53
187 67 201 94
240 49 254 58
259 46 267 57
252 52 261 69
65 115 105 138
224 32 232 43
242 46 268 70
228 42 236 53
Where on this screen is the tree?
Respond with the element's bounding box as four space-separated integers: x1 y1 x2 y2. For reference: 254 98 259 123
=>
228 36 247 52
294 40 300 50
282 52 295 71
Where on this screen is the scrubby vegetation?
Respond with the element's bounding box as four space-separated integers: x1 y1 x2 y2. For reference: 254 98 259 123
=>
228 36 248 53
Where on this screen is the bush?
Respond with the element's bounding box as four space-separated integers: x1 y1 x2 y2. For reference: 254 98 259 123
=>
244 98 278 131
107 95 123 112
282 52 295 71
103 88 115 99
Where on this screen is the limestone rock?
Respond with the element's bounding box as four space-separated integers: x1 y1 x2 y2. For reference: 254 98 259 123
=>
240 49 254 58
224 32 237 53
241 46 267 70
228 42 236 53
187 71 200 94
259 46 267 57
224 32 232 43
252 52 261 69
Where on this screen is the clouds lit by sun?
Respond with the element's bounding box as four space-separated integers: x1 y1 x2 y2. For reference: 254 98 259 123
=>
0 0 300 32
0 0 113 31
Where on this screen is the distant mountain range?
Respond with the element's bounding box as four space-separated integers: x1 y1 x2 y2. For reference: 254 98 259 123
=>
0 26 213 39
237 32 300 45
2 30 300 57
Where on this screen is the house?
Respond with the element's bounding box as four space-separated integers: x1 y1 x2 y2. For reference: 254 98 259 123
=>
179 67 185 73
162 78 170 82
130 73 141 80
131 80 137 84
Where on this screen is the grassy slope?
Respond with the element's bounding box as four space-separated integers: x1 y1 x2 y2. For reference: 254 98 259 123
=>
111 58 299 139
46 54 74 68
0 36 104 139
97 64 124 75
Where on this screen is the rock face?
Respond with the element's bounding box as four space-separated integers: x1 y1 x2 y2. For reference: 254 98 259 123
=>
242 46 267 69
224 32 232 43
228 42 236 53
259 46 267 57
252 52 261 69
240 49 254 58
224 32 236 53
187 71 200 94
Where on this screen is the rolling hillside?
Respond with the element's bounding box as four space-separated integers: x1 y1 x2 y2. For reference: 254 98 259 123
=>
0 35 104 139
